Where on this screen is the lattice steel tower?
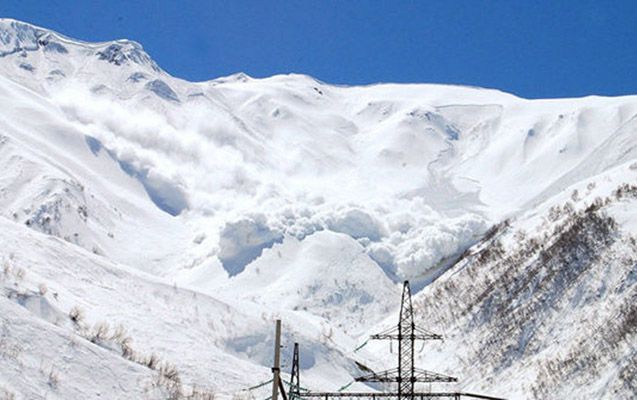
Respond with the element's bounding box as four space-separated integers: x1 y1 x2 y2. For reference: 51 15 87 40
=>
355 281 457 399
288 343 300 400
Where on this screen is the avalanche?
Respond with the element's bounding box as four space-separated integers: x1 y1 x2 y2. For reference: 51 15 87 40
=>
0 18 635 399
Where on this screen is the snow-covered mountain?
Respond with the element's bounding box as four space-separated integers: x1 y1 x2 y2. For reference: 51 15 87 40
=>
0 18 635 399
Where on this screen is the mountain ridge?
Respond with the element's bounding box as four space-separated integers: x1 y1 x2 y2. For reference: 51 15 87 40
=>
0 18 635 400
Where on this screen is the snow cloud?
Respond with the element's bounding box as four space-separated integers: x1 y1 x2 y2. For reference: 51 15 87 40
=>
51 83 489 283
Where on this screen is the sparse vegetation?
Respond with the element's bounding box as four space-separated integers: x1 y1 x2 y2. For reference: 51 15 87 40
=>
613 183 637 200
571 189 579 202
89 321 110 344
413 185 636 396
68 306 85 326
64 307 215 399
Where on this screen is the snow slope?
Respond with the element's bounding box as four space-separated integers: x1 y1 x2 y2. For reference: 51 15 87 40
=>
0 18 635 399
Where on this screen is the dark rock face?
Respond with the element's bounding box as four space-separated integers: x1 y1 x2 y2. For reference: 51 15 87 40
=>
97 44 129 66
96 42 160 71
39 38 68 54
145 79 180 102
49 69 65 77
127 72 148 83
0 22 67 56
0 21 41 57
19 62 34 72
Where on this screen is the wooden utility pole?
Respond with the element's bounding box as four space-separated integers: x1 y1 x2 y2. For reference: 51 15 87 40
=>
272 319 282 400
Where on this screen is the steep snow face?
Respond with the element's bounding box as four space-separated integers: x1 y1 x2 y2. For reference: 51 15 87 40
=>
3 18 636 284
0 71 189 274
0 18 636 400
213 231 400 336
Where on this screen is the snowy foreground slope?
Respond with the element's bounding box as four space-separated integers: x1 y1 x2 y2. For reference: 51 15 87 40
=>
0 19 635 399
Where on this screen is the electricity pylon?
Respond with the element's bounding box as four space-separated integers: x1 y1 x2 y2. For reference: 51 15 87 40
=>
355 281 457 399
288 343 300 400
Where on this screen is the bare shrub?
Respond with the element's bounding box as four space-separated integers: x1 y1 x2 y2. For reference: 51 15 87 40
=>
159 361 181 384
146 353 160 370
110 324 129 343
571 189 579 202
613 183 637 200
629 236 637 251
585 197 604 213
69 306 85 326
482 219 510 242
184 387 216 400
547 205 562 222
89 321 110 344
514 229 527 243
562 201 575 215
475 240 505 265
150 361 182 400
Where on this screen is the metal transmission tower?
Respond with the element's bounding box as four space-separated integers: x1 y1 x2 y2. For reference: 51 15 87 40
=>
262 282 507 400
288 343 301 400
355 281 457 399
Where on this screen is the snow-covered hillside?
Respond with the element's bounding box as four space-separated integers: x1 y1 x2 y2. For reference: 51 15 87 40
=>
0 18 635 399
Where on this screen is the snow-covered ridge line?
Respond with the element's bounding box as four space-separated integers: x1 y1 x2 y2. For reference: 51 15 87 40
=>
4 17 637 106
4 17 635 103
0 17 143 49
0 18 160 74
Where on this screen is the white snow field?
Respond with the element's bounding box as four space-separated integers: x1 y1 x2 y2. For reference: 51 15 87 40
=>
0 19 635 399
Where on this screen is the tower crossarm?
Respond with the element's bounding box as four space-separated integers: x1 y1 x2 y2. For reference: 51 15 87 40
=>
355 367 400 383
412 368 457 383
413 326 444 341
355 368 457 384
369 326 443 341
369 325 399 339
369 333 443 341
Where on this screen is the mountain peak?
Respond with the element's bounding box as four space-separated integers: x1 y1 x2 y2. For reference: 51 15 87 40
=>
0 18 160 72
0 18 45 55
94 41 159 71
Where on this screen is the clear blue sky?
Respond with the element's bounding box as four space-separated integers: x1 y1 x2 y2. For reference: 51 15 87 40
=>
2 1 636 98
